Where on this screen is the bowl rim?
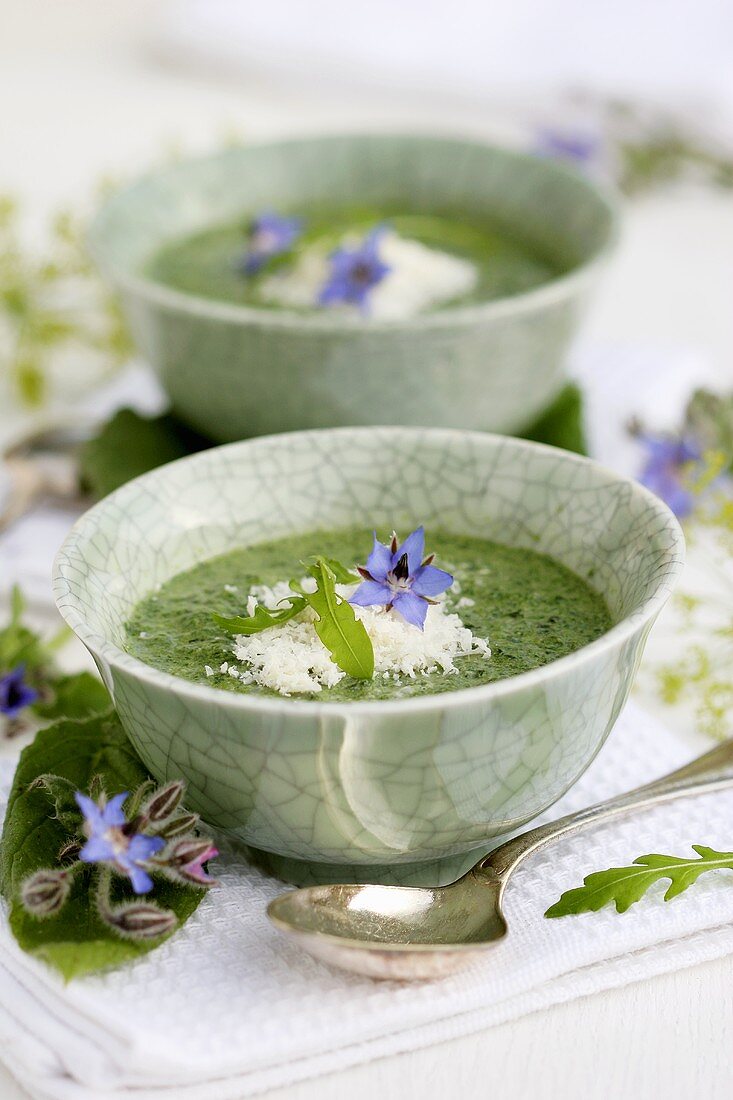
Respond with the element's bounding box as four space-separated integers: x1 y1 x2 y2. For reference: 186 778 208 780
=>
87 132 621 334
52 427 685 718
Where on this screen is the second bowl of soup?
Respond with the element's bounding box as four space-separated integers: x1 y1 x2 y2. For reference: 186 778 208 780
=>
88 134 618 442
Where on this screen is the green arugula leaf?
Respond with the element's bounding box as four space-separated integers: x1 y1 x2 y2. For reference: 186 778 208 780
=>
79 408 210 500
521 383 588 457
214 558 372 678
304 558 374 680
0 711 205 979
306 557 360 585
213 598 306 636
545 844 733 918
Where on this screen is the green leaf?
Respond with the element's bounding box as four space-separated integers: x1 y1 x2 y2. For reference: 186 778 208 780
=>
303 559 374 680
213 598 306 635
79 408 211 499
0 712 205 979
521 383 588 457
545 845 733 918
32 672 111 722
304 557 360 585
0 593 51 674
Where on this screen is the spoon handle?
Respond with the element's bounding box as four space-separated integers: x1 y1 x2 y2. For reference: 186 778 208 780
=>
481 738 733 881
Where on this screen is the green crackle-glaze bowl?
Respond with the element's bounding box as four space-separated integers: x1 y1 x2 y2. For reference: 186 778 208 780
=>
88 134 618 443
53 428 682 887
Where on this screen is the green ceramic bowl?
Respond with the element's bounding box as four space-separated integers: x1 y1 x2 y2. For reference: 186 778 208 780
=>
88 135 618 442
53 428 682 887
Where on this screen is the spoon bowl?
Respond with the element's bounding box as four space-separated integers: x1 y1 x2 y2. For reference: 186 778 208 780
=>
268 869 507 980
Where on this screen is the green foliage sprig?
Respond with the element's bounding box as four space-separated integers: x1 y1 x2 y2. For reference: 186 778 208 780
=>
1 712 212 978
214 556 374 680
546 845 733 917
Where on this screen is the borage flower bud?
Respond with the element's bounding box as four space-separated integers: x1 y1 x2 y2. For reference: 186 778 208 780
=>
168 838 212 866
157 812 199 839
142 780 185 824
168 838 219 886
110 902 177 940
21 869 70 917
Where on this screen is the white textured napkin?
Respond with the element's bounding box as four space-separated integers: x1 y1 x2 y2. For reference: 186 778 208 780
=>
1 702 732 1100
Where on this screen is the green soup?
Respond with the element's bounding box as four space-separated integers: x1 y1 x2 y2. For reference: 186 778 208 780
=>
145 205 564 310
124 528 611 702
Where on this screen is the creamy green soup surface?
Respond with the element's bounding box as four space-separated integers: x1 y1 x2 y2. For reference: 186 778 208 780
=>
145 205 565 311
124 528 612 703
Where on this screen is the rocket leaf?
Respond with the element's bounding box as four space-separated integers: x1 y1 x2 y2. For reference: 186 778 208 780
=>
546 844 733 918
303 558 374 680
213 598 306 636
211 556 372 680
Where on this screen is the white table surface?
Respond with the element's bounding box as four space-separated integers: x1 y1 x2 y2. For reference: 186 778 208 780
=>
1 3 733 1098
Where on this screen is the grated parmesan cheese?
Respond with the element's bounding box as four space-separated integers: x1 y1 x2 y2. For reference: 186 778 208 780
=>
229 579 490 697
259 229 478 321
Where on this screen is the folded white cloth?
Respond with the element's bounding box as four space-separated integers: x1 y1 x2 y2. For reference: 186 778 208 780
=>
1 702 732 1100
1 343 731 1097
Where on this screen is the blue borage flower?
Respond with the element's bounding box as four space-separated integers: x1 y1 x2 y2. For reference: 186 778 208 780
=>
237 211 302 276
318 225 391 312
0 664 38 718
20 775 218 945
75 791 164 894
349 526 453 630
637 434 703 519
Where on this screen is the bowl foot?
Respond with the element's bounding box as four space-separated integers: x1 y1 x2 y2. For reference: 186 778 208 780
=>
241 843 493 887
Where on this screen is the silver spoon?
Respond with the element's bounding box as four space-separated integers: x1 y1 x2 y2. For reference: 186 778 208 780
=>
268 739 733 980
